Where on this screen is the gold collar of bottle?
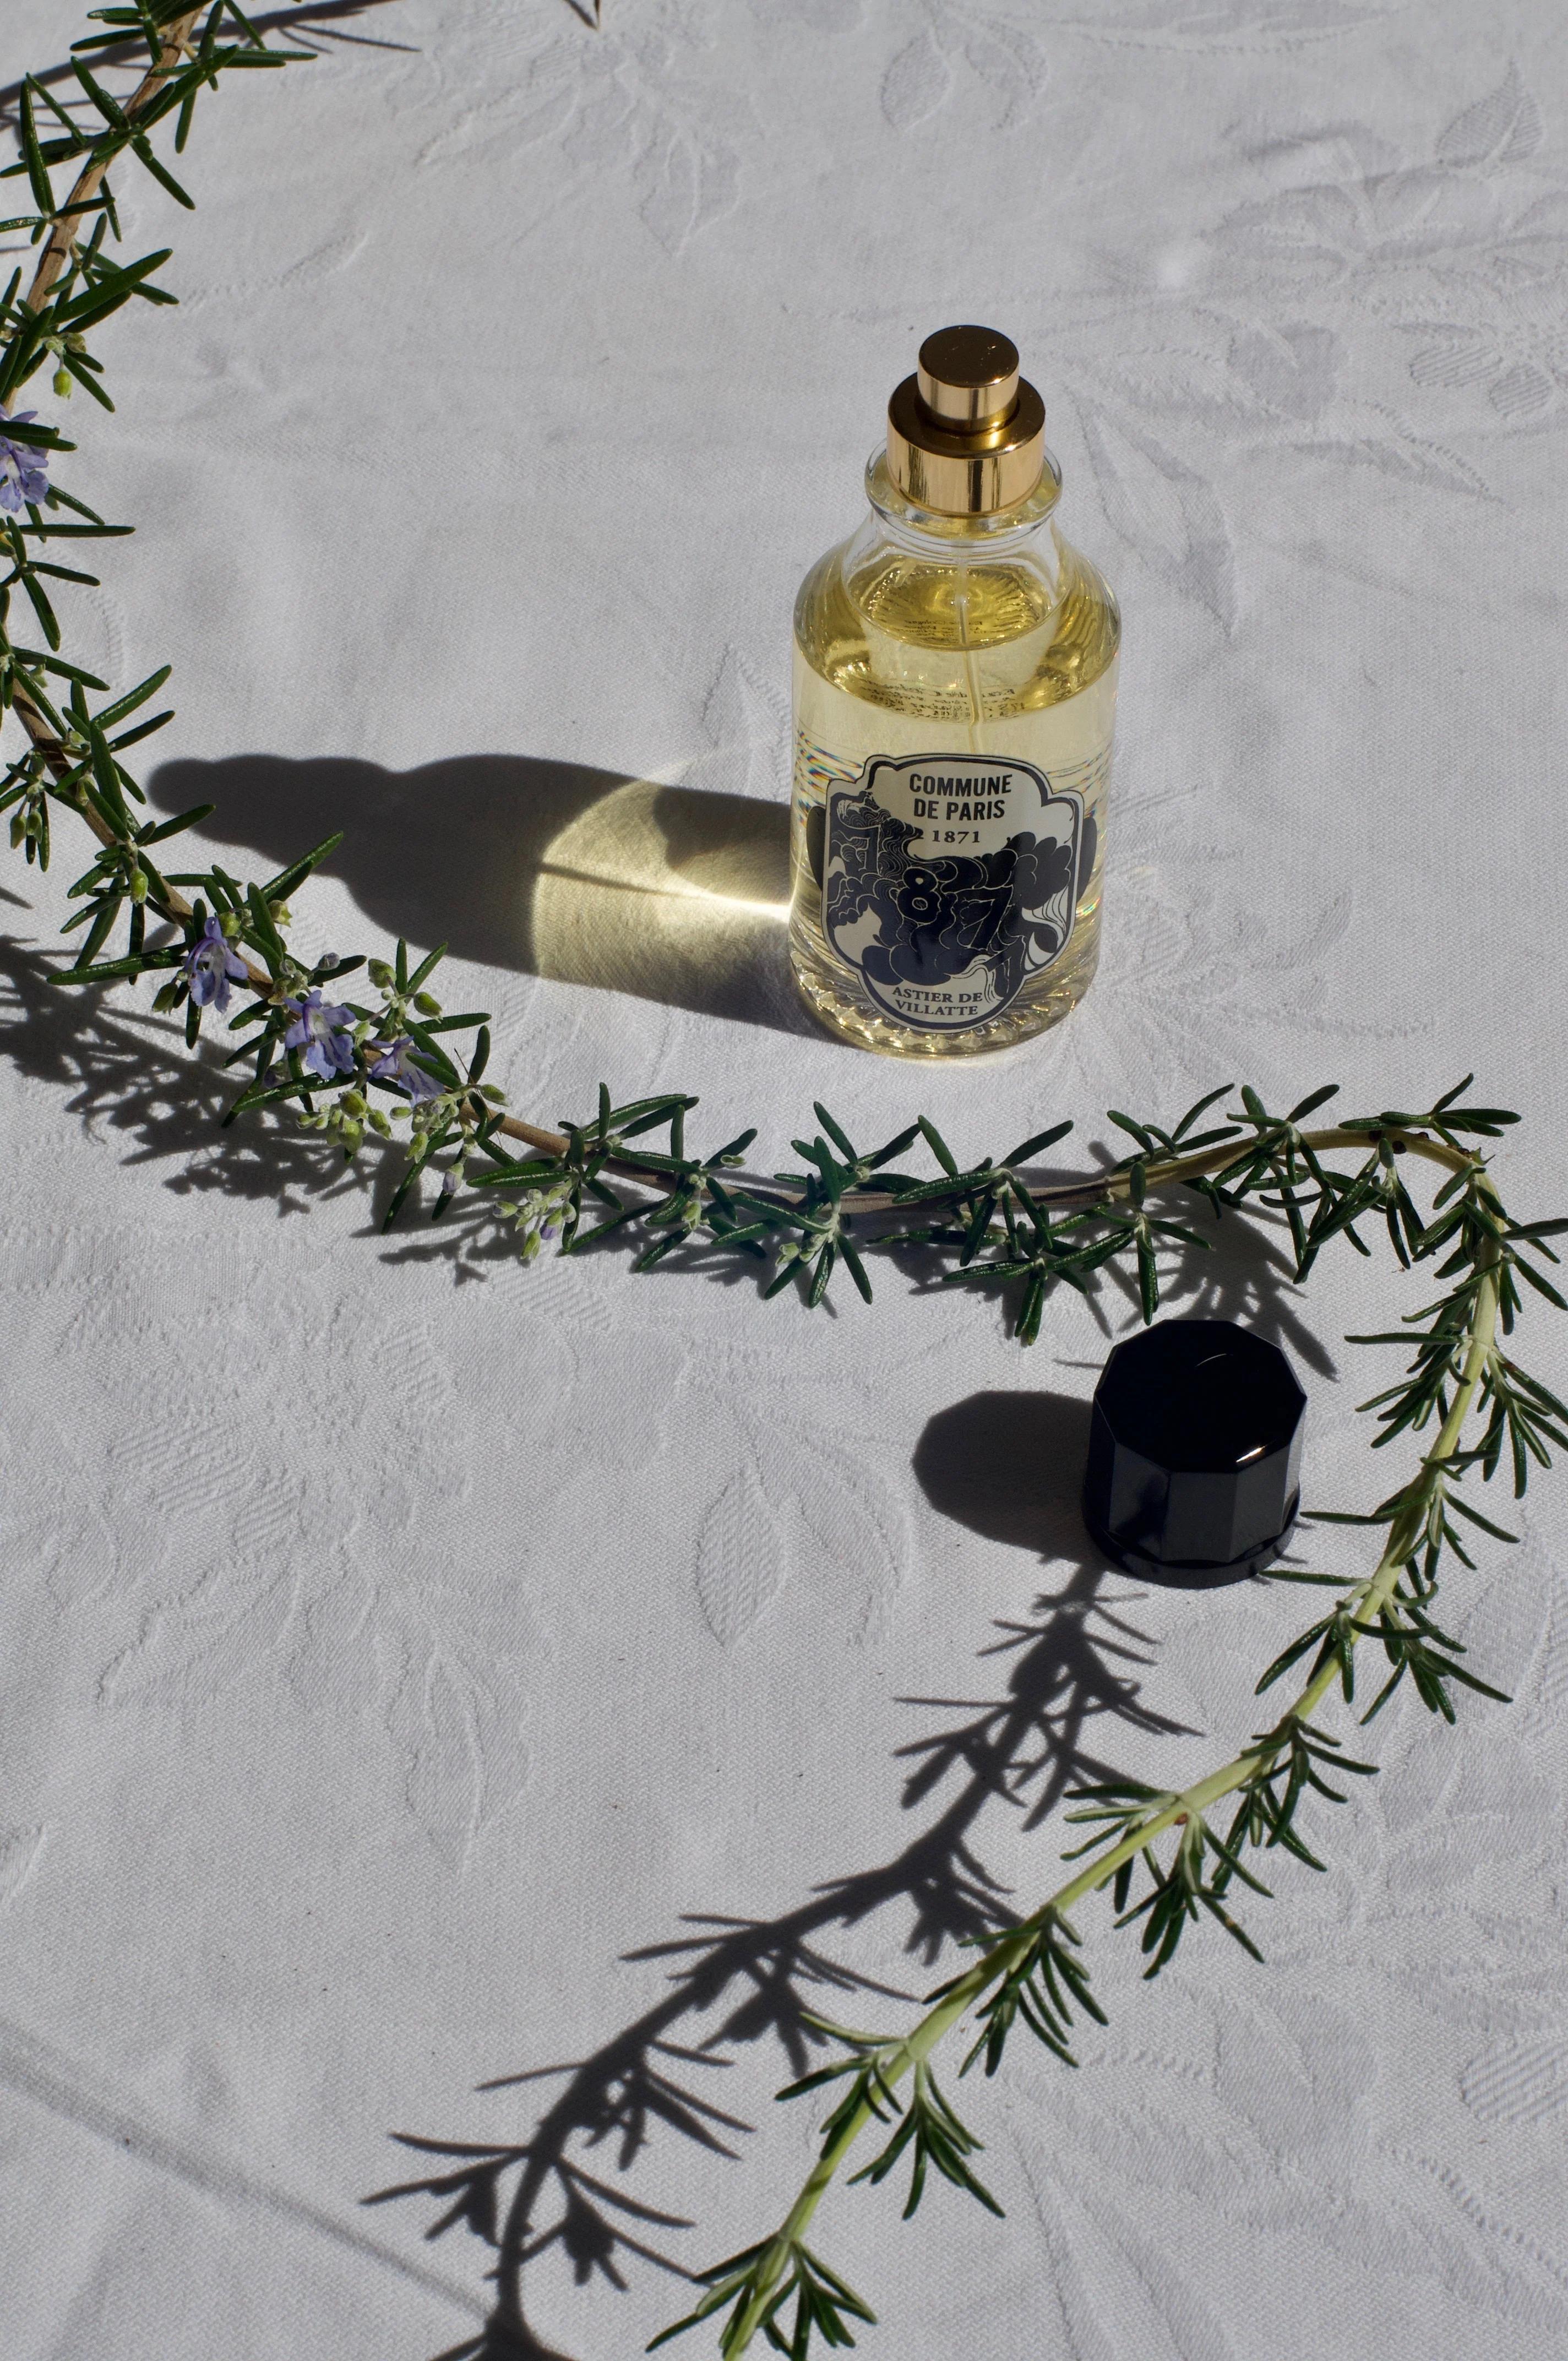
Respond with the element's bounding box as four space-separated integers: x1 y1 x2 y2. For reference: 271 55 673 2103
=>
886 324 1046 516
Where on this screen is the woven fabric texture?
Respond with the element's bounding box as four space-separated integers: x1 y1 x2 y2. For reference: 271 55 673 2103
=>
2 3 1566 2356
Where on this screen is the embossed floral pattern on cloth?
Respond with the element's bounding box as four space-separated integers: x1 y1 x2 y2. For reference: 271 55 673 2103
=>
1 4 1566 2360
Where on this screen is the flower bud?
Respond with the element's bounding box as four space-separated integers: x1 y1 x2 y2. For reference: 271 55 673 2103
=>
53 367 71 400
130 868 148 903
413 991 440 1015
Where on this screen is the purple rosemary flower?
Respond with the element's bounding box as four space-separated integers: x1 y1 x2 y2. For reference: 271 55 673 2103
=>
182 913 249 1015
283 988 357 1083
0 411 50 513
500 1180 573 1263
369 1035 444 1104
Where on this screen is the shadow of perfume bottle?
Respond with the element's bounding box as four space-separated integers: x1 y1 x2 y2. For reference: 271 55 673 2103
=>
149 752 807 1032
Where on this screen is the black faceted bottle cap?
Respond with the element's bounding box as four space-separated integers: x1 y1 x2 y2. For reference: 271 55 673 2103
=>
1082 1319 1306 1587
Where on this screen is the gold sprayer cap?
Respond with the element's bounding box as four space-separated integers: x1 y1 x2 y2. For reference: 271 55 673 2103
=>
886 324 1046 515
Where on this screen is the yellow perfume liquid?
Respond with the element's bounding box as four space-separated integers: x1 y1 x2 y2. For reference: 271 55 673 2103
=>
789 327 1120 1057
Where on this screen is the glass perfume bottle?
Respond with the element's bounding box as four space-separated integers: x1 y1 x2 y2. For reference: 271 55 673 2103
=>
790 325 1119 1057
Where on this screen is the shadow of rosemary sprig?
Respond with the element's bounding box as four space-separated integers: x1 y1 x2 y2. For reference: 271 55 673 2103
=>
3 24 1567 2361
1 13 1553 1337
648 1136 1568 2358
367 1557 1180 2361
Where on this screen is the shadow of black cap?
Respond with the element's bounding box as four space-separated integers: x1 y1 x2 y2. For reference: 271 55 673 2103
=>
1082 1318 1306 1588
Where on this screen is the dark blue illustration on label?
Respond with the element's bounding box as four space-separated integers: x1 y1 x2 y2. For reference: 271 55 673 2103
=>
823 750 1087 1031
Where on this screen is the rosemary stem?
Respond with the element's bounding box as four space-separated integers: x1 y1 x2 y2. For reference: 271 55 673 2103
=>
6 697 1483 1211
837 1122 1473 1217
723 1158 1500 2357
3 25 1550 2352
23 12 204 318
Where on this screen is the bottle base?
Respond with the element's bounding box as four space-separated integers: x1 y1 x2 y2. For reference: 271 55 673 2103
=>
790 943 1097 1060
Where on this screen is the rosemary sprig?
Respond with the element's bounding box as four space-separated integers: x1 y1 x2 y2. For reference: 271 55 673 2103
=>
651 1140 1567 2357
1 30 1544 1290
2 24 1565 2361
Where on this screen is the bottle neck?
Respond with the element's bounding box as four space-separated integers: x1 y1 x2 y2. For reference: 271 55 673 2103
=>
862 446 1063 561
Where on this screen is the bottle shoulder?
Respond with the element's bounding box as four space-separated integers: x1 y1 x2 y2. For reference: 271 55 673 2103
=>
793 525 1120 716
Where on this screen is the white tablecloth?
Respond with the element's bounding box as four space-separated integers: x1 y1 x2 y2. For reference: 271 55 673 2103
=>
3 2 1567 2355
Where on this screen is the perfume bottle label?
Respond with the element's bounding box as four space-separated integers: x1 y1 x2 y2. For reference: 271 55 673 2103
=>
821 749 1094 1032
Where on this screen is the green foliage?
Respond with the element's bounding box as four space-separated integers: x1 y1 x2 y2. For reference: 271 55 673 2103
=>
2 21 1565 2361
650 2237 875 2359
923 1910 1106 2077
647 1123 1562 2355
773 2022 1002 2221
